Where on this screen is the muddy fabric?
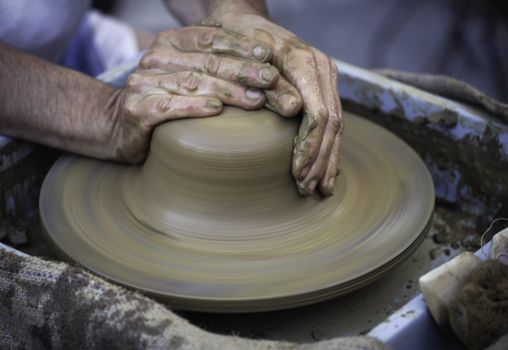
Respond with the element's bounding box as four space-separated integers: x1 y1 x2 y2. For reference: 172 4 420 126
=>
375 69 508 124
449 260 508 350
0 249 389 350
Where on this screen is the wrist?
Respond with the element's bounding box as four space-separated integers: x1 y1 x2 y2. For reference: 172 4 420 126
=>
207 0 269 20
101 87 126 160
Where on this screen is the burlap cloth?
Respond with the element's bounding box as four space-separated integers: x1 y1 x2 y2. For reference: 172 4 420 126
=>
0 249 389 349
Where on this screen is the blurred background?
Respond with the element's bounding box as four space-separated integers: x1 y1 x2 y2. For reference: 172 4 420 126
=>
95 0 508 101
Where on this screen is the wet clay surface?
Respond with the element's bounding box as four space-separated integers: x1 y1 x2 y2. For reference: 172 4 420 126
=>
38 107 434 312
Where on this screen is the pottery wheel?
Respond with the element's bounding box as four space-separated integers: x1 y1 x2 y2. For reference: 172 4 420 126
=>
40 107 434 312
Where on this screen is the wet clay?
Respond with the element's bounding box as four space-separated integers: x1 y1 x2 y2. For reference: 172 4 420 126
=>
39 107 434 312
343 99 508 215
449 260 508 349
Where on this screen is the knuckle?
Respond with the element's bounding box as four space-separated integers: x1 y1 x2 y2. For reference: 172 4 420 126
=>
284 37 308 50
301 48 316 62
155 95 173 113
223 29 245 44
289 48 314 68
311 45 329 61
237 62 250 82
328 114 341 133
202 54 221 75
126 73 143 88
196 28 218 48
180 71 202 91
155 29 176 45
290 43 313 59
123 96 138 116
139 49 157 68
252 28 276 49
315 107 328 121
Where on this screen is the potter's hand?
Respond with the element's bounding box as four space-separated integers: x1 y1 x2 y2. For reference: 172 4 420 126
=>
212 14 343 196
112 26 282 163
139 25 281 107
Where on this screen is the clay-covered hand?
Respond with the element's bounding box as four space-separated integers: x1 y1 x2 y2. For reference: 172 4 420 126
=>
214 14 343 196
110 25 281 163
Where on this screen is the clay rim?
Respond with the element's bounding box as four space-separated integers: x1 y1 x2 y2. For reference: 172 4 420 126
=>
40 209 433 312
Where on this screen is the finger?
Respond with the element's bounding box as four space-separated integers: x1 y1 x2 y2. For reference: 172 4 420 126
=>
163 95 223 120
130 71 266 109
318 123 342 196
126 88 223 125
319 66 343 195
298 56 342 196
289 47 328 184
297 119 335 195
264 76 302 118
159 26 272 63
139 47 279 88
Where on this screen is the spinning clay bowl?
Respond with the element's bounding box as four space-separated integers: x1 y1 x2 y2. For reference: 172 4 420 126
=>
40 107 434 312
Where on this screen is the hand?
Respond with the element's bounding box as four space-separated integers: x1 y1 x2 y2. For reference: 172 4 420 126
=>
212 13 344 196
110 24 282 163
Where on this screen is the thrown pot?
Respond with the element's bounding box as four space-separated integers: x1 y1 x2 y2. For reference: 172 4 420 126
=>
40 107 434 312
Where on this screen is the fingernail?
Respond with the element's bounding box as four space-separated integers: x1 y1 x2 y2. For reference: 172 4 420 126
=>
280 92 302 116
300 165 310 178
296 180 316 196
252 45 269 61
245 88 263 101
207 99 222 109
308 179 318 192
260 67 276 83
322 178 336 196
297 181 310 196
328 181 336 195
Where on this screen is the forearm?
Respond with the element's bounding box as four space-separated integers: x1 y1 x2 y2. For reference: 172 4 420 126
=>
164 0 268 25
207 0 268 18
164 0 207 25
0 42 122 158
